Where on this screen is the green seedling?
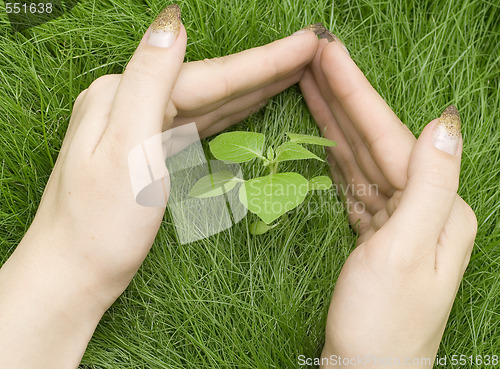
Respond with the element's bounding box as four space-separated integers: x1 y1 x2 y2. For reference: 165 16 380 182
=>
189 131 336 234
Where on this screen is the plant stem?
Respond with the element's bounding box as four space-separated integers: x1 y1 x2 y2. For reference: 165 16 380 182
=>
269 162 278 174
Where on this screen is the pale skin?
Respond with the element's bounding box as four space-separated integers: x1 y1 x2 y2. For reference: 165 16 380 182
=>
0 23 320 368
0 15 477 369
300 39 477 367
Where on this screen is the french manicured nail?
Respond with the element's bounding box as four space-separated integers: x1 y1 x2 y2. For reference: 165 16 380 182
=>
432 105 461 155
293 23 326 36
319 30 350 55
148 4 181 48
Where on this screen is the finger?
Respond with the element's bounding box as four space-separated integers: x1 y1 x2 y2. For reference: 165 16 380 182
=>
196 102 266 139
309 41 394 196
384 106 462 252
103 5 186 151
171 71 302 132
69 75 121 153
370 190 404 231
171 31 319 114
359 190 404 245
437 196 477 278
327 155 373 235
320 42 416 190
322 96 395 196
58 89 88 157
300 68 388 214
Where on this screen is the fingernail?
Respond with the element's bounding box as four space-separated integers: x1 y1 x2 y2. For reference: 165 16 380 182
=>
432 105 461 155
148 4 181 48
293 23 326 36
319 30 350 55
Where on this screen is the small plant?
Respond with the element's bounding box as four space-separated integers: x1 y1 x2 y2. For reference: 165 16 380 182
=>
189 131 336 234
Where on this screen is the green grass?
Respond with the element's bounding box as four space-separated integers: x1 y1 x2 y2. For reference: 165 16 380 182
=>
0 0 499 368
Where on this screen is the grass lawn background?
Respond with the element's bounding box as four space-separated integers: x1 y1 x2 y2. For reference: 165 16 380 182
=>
0 0 498 367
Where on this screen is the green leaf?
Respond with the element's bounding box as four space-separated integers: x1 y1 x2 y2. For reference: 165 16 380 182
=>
188 171 239 198
209 131 265 163
249 221 275 235
308 176 332 191
239 172 309 224
266 146 275 161
275 142 322 163
287 133 337 146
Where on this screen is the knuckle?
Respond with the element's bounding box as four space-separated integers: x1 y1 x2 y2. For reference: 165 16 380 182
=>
371 208 389 230
87 74 120 91
418 165 459 194
200 60 233 98
221 73 232 100
126 59 152 78
74 89 88 109
386 190 402 216
85 74 121 100
201 57 225 67
374 230 433 274
461 199 478 240
126 51 171 80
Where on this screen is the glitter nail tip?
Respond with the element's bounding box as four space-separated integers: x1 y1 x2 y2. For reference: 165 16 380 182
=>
432 105 461 155
148 4 181 48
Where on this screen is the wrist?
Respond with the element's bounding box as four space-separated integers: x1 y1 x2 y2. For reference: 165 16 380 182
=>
32 205 142 311
28 217 114 314
321 343 435 369
0 223 109 367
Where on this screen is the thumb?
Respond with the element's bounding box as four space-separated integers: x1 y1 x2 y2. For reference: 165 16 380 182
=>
387 105 462 247
104 4 186 208
104 4 186 151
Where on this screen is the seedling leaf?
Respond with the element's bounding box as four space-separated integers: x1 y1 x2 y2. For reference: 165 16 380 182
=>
209 131 265 163
249 221 275 235
239 172 309 224
189 171 239 198
275 142 322 163
308 175 332 190
287 133 336 146
266 146 275 161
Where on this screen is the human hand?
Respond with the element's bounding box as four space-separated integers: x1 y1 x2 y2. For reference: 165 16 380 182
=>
300 38 477 367
29 15 320 307
89 26 321 139
0 5 187 368
0 7 323 367
170 27 320 138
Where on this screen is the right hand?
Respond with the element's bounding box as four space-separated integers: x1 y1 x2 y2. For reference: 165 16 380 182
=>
300 38 477 367
170 29 319 138
80 29 320 139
